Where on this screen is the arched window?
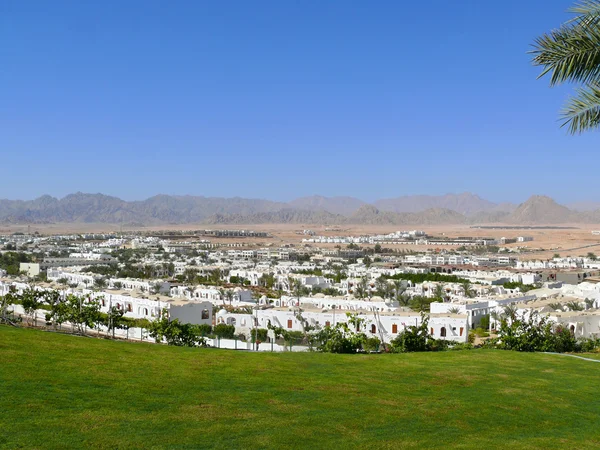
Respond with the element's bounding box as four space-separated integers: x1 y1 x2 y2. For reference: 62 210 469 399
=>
227 317 236 326
201 309 209 320
440 327 447 337
570 325 575 335
371 324 377 334
143 308 148 315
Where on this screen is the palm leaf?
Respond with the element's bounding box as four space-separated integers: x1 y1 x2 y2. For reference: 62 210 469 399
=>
531 22 600 86
561 82 600 133
570 0 600 27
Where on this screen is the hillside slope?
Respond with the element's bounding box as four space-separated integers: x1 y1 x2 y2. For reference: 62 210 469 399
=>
1 326 600 448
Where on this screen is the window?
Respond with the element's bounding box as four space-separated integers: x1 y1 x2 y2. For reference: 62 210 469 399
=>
325 321 330 327
201 309 209 320
371 324 376 334
287 319 293 328
144 308 148 315
430 327 434 335
392 324 398 334
440 327 447 337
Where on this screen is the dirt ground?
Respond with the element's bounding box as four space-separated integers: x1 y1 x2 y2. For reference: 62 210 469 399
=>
6 222 600 261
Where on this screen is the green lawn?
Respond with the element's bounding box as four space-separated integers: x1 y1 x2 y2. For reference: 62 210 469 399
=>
1 326 600 449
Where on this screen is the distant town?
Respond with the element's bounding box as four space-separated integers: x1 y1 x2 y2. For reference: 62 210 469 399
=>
2 223 600 351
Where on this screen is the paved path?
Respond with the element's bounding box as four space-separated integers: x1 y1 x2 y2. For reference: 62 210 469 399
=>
543 352 600 363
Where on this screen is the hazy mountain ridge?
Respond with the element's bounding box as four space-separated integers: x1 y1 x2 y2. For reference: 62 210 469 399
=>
373 193 497 215
288 195 367 216
0 192 598 225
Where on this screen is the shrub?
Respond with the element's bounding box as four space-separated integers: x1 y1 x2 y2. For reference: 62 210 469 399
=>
197 324 212 336
213 324 235 339
362 337 381 353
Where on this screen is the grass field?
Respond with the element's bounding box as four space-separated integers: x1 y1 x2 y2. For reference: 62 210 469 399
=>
2 326 600 449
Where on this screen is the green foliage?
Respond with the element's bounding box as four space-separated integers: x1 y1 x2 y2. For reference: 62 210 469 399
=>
390 314 448 353
479 314 490 330
532 1 600 133
495 313 579 353
363 336 381 353
382 272 468 284
292 268 323 276
213 324 236 339
196 324 213 336
0 252 34 276
82 264 119 277
251 328 268 343
316 324 365 354
502 281 536 292
408 295 435 312
147 314 207 347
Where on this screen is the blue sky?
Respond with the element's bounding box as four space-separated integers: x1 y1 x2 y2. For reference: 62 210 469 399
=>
1 0 595 204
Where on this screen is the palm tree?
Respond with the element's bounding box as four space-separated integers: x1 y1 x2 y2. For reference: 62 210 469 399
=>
433 283 445 301
218 288 227 306
448 306 461 314
585 298 596 309
225 289 235 306
461 281 475 299
532 1 600 133
566 301 584 311
548 302 564 311
503 304 519 321
489 310 503 331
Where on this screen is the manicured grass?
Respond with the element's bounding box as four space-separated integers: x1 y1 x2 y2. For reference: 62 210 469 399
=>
1 326 600 449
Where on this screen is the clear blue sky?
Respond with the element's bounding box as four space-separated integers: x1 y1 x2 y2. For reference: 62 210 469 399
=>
1 0 595 204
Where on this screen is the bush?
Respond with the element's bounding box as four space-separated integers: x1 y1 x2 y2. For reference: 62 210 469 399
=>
479 315 490 330
197 324 212 336
496 314 578 353
473 327 489 338
213 324 235 339
362 337 381 353
390 314 447 353
468 331 476 344
578 338 600 353
251 328 268 343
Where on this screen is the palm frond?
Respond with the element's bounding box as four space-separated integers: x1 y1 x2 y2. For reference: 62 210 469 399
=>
561 82 600 133
570 0 600 27
531 22 600 85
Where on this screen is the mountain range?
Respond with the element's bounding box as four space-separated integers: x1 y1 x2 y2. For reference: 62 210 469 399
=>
1 192 600 226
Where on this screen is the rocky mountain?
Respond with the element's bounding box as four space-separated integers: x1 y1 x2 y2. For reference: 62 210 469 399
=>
0 193 286 225
568 201 600 212
208 205 469 226
506 196 580 224
372 192 496 215
0 192 598 225
288 195 366 215
205 209 345 225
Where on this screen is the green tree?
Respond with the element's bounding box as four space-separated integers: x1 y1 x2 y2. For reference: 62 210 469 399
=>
461 281 475 299
105 305 126 338
21 288 42 326
532 1 600 133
